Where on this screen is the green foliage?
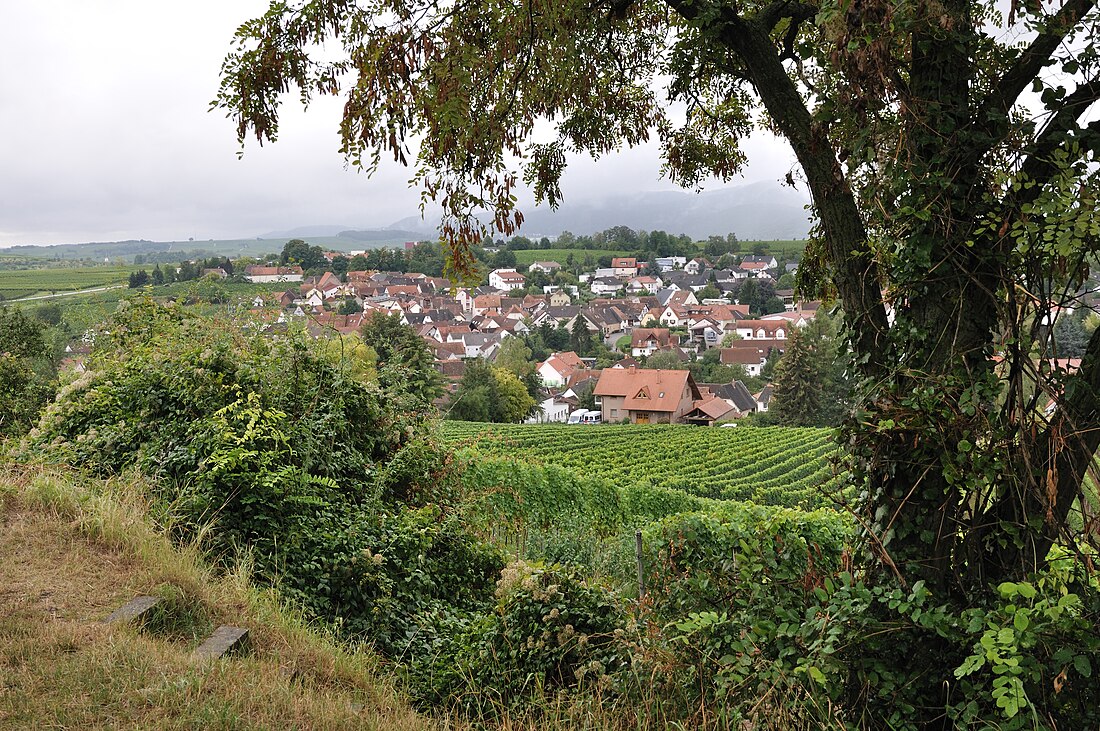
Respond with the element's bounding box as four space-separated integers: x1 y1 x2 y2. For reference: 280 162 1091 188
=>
359 310 444 406
493 336 536 379
646 509 848 724
643 350 687 370
31 299 396 486
409 561 633 714
691 346 751 384
279 238 327 272
1052 313 1089 358
769 312 850 427
0 265 137 300
206 0 1100 720
281 505 504 656
23 295 500 670
0 306 56 437
447 360 536 423
569 317 594 356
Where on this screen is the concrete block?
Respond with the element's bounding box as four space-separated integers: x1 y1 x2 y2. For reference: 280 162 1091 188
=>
102 595 160 625
193 625 249 661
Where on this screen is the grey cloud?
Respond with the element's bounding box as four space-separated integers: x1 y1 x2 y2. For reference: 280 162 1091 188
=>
1 1 796 247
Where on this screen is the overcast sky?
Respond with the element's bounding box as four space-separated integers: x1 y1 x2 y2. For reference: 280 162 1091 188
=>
0 2 797 247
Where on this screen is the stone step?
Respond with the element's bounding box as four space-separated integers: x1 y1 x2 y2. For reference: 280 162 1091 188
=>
102 595 160 625
193 625 249 662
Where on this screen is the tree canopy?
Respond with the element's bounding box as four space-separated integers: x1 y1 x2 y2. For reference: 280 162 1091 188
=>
447 359 537 422
359 311 445 406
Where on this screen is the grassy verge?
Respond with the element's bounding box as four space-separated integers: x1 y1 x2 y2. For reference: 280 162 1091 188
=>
0 462 432 730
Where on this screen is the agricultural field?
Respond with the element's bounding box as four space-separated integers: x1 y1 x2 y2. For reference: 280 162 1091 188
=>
0 266 137 301
444 421 844 508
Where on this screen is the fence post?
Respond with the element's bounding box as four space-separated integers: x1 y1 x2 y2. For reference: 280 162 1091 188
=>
635 530 645 599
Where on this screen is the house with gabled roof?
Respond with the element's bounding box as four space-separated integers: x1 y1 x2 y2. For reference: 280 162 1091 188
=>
532 305 581 329
755 384 773 412
704 380 760 417
590 276 623 296
741 254 778 269
548 290 572 306
762 310 815 327
684 257 712 275
586 305 631 340
489 269 526 291
311 273 348 300
689 317 723 348
631 328 679 358
719 344 773 376
734 319 791 340
610 356 642 369
611 257 639 277
537 350 585 387
529 261 562 274
657 288 699 307
594 366 702 424
458 331 506 359
627 275 662 294
682 395 739 426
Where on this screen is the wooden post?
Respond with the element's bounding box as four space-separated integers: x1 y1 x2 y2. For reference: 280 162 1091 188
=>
635 530 645 599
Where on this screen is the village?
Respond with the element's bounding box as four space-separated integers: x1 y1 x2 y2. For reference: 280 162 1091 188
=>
234 246 822 426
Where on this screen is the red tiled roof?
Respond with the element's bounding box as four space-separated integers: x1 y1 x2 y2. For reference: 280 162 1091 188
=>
594 367 697 413
631 328 675 348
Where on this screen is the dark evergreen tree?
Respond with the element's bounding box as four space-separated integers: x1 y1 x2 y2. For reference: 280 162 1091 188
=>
569 317 594 356
768 313 848 427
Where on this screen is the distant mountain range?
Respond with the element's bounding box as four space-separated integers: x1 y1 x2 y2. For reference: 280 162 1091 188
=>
3 182 811 262
257 225 423 241
385 181 812 241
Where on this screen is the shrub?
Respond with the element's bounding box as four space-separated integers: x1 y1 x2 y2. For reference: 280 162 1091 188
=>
410 561 633 714
23 296 503 673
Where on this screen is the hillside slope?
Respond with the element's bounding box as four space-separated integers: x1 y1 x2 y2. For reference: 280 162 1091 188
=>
0 463 432 731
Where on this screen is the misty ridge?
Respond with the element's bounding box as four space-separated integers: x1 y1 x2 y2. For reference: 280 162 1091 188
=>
382 182 812 241
265 181 810 241
2 181 810 257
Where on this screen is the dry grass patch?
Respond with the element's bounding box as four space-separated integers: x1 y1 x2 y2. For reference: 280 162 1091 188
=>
0 463 433 730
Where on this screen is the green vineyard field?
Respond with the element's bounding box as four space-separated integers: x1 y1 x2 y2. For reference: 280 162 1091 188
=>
444 422 845 508
0 266 136 300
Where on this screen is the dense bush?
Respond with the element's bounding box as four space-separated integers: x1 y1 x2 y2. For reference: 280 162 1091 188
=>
407 561 635 715
23 295 501 661
641 510 1099 730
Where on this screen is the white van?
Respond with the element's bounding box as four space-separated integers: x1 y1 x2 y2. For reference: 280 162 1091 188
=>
567 409 590 424
580 411 602 425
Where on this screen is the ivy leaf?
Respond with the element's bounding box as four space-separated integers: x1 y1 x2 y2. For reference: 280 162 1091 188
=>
807 665 826 684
